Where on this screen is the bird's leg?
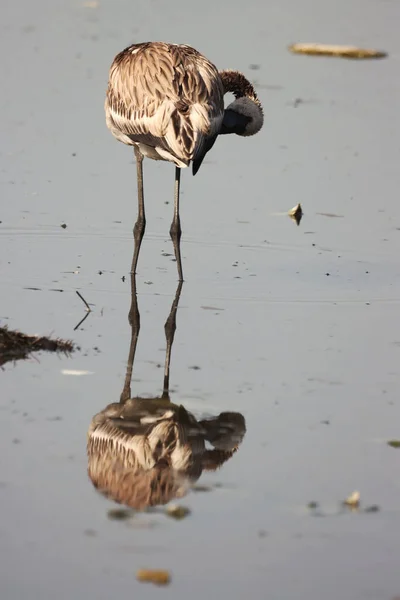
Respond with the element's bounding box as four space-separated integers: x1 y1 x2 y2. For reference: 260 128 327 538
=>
120 271 140 403
131 146 146 275
162 280 183 399
170 167 184 282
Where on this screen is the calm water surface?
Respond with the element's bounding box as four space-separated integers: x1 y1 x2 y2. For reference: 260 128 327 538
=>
1 0 400 598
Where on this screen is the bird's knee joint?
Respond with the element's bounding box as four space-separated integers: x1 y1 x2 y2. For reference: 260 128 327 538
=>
134 218 146 237
170 221 182 240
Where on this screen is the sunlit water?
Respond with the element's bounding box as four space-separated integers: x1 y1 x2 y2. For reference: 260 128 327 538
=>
1 0 400 598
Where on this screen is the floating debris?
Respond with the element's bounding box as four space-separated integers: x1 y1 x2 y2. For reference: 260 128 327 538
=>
76 290 92 313
165 504 191 520
316 212 344 218
306 494 380 517
387 440 400 449
191 484 213 492
60 223 67 229
61 369 93 376
364 504 380 513
344 490 360 508
74 291 93 331
288 43 387 60
136 569 171 586
258 529 268 538
83 528 97 537
288 203 303 225
107 508 134 521
0 326 74 367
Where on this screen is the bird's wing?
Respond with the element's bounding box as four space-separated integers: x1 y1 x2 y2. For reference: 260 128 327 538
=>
105 42 224 165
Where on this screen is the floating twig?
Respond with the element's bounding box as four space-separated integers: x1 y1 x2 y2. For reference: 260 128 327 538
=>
73 312 90 332
76 290 92 312
288 43 387 60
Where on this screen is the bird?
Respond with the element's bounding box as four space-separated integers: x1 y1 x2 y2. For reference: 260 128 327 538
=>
105 41 264 281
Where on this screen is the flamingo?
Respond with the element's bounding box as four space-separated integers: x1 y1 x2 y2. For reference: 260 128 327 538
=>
105 41 264 281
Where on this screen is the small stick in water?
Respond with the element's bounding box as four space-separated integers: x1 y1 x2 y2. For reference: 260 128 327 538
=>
76 290 92 312
288 43 387 60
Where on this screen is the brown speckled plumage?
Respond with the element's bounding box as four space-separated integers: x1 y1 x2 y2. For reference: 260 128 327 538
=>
104 41 264 280
219 70 263 109
105 42 225 168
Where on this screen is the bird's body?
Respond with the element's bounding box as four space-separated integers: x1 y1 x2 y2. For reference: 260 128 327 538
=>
105 41 225 174
105 41 264 280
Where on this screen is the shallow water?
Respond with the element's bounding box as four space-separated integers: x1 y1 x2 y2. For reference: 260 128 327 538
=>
2 0 400 598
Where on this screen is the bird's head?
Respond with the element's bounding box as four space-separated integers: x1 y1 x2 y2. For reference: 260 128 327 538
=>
219 70 264 136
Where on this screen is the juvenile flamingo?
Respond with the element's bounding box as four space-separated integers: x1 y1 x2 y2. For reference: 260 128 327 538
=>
105 41 263 280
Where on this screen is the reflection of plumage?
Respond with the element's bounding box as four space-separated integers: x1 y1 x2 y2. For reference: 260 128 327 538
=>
87 274 246 510
87 399 246 510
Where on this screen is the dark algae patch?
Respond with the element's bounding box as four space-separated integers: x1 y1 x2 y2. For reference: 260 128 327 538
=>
0 325 75 367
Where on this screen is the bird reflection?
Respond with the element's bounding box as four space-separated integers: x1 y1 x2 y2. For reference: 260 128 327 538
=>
87 273 246 510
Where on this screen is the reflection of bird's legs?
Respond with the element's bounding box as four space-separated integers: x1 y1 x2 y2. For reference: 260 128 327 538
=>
131 146 146 275
120 272 140 403
162 280 183 398
170 167 184 282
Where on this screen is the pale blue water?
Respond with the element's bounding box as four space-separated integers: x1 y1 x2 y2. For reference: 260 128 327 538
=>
1 0 400 598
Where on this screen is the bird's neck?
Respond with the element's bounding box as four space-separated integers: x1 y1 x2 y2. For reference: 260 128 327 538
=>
219 70 261 107
218 70 264 136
